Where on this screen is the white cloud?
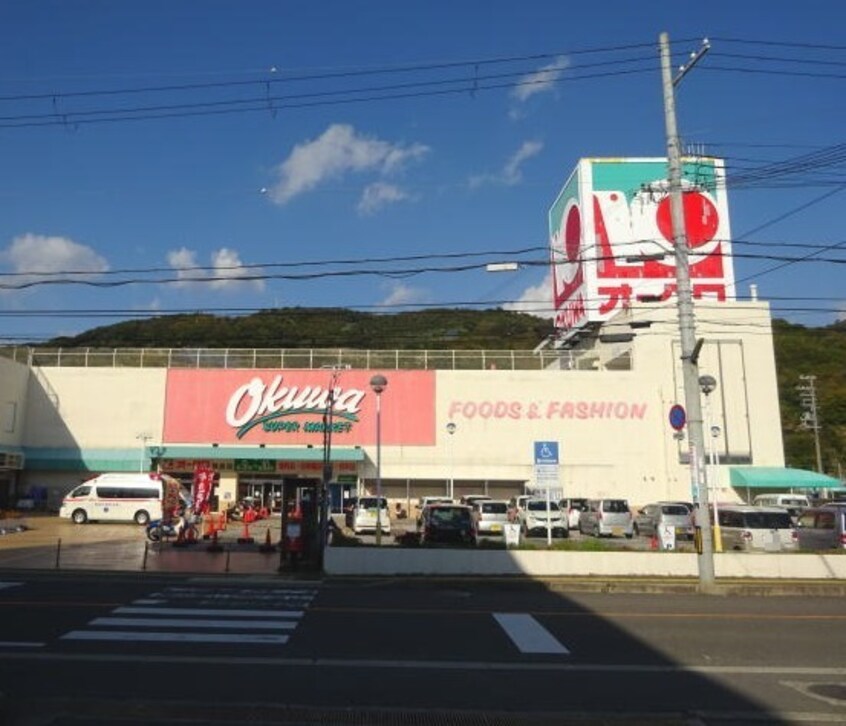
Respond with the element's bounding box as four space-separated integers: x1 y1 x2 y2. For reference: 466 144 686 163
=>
380 282 427 307
469 140 543 188
268 124 429 205
2 233 109 288
358 182 410 215
167 246 264 292
511 56 569 103
503 273 554 319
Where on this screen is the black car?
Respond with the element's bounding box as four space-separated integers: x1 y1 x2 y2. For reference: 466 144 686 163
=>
418 504 477 546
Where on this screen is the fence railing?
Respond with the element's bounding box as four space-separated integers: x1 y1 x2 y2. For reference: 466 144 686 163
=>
0 346 624 371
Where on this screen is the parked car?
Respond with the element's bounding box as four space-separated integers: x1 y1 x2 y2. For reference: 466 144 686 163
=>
460 494 492 508
472 499 510 536
351 496 391 536
508 494 534 522
796 503 846 551
418 503 476 546
417 495 453 511
519 499 568 538
579 499 634 538
716 505 797 552
752 493 810 522
633 502 694 540
559 497 589 529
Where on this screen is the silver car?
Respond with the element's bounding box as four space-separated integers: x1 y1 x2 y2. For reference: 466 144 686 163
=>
796 504 846 551
472 499 510 536
716 505 797 552
633 502 694 540
579 499 633 538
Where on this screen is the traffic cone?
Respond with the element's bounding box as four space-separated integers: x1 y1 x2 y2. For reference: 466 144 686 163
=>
259 527 275 553
219 511 227 531
650 533 658 551
237 518 254 545
201 515 213 540
206 529 223 553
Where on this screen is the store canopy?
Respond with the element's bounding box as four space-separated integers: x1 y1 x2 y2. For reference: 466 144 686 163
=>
729 467 844 490
157 445 365 462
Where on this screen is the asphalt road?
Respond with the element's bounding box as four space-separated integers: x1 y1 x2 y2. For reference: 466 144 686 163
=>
0 572 844 725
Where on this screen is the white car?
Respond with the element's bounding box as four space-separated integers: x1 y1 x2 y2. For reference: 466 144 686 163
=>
519 499 568 538
352 496 391 535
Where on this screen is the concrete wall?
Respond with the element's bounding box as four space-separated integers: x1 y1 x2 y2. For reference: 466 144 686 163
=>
325 547 846 580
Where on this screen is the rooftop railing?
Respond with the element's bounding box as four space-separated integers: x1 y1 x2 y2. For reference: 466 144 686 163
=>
0 346 627 371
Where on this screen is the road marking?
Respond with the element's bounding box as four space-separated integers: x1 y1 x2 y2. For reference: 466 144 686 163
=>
116 606 303 618
91 617 296 630
61 631 289 644
0 582 22 590
493 613 570 654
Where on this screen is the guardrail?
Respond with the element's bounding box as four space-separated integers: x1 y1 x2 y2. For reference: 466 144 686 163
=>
0 346 621 371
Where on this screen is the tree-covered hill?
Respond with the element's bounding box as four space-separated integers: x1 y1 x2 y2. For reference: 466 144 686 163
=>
41 308 844 477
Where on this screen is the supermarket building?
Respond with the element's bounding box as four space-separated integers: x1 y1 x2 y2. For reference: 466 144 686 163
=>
0 300 785 513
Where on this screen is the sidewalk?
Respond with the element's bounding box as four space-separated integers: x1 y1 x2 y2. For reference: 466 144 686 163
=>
0 513 296 576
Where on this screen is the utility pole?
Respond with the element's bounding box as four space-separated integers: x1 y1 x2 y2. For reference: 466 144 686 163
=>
798 374 824 474
659 32 715 589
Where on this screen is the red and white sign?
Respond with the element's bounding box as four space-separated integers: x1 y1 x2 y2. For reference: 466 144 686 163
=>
162 369 436 446
549 158 736 332
192 463 214 514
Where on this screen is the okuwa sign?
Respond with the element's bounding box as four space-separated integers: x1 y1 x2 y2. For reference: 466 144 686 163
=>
163 369 435 446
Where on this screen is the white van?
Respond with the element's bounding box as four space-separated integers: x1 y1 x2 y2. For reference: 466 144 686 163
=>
751 494 810 520
59 472 186 525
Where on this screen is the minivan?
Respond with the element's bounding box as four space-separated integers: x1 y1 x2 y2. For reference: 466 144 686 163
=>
59 472 186 525
796 503 846 551
351 496 391 536
579 499 633 538
716 505 797 552
752 494 810 520
472 499 509 536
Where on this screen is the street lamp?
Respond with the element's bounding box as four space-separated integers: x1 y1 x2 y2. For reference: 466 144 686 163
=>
446 422 457 500
698 375 723 553
369 374 387 546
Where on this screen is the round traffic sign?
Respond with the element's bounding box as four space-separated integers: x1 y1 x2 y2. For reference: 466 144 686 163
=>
669 404 686 431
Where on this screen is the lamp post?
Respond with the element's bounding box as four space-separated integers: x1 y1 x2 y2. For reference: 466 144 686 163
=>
369 374 387 546
446 422 456 500
698 375 723 552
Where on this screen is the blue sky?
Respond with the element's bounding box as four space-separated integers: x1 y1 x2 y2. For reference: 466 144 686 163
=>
1 1 844 343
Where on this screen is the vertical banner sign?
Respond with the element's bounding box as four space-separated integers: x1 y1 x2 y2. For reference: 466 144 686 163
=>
192 463 214 514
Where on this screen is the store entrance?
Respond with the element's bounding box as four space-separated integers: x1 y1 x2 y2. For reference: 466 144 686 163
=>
238 476 283 513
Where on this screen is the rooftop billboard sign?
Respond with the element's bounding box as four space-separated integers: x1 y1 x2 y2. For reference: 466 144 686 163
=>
548 157 735 332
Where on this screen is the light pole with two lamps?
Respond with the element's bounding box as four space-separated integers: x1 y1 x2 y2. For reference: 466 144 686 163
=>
369 374 387 546
698 375 723 552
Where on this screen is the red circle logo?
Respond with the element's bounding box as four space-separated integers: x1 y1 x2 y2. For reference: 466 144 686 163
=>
656 191 719 248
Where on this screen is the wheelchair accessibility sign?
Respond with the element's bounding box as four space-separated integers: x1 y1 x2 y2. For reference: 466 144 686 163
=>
533 441 559 465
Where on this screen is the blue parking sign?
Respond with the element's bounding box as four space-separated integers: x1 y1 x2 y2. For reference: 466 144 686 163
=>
533 441 559 465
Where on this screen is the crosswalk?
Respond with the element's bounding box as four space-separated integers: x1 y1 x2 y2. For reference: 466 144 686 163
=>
61 585 318 646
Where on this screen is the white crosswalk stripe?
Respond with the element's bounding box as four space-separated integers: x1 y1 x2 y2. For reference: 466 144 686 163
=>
60 584 317 646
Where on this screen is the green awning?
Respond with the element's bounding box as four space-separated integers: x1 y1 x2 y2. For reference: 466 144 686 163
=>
729 467 844 490
156 445 365 462
24 448 141 472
